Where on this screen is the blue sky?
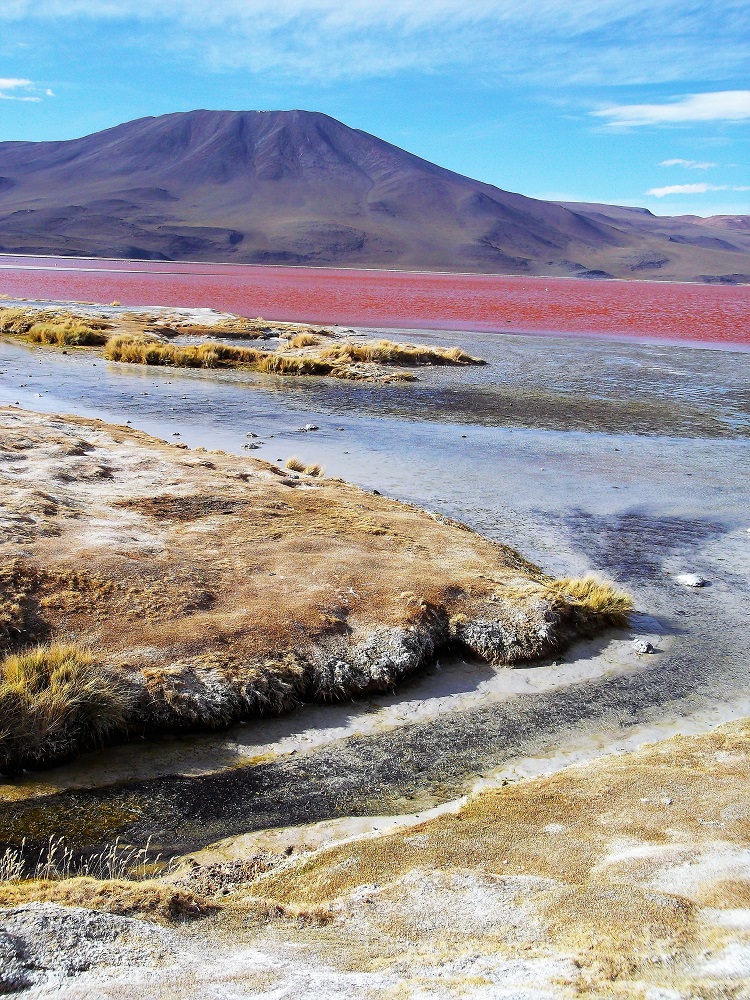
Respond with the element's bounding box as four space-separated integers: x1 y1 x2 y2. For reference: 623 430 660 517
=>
0 1 748 217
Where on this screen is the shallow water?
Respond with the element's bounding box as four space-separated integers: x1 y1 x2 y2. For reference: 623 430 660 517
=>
1 327 749 854
1 254 749 344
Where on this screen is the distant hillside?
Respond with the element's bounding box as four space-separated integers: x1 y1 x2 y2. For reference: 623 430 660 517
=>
0 109 748 281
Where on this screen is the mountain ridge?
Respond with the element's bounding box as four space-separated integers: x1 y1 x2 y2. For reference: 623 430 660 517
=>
0 109 748 281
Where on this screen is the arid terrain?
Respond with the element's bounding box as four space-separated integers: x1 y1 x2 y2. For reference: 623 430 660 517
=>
0 110 748 281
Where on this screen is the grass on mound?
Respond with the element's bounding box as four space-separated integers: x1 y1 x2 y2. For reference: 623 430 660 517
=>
285 332 323 349
0 308 111 345
285 457 325 477
26 321 110 347
550 575 634 629
319 338 485 366
0 307 37 335
103 334 264 369
0 643 132 776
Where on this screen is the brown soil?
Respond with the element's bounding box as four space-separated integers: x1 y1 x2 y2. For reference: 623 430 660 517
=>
0 408 627 767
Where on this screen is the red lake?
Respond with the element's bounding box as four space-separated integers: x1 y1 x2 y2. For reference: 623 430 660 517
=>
0 255 748 346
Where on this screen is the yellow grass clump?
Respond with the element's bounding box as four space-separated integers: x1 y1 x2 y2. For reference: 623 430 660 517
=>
0 643 133 776
319 338 485 366
284 457 325 477
0 307 38 336
26 321 110 347
103 334 262 369
286 332 322 349
551 575 634 629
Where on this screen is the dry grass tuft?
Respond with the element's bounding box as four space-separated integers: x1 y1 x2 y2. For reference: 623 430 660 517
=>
550 575 634 629
0 643 133 775
103 334 262 368
284 456 306 472
286 332 323 349
319 338 485 367
26 321 110 347
0 876 215 922
0 309 110 345
0 307 37 335
303 463 325 478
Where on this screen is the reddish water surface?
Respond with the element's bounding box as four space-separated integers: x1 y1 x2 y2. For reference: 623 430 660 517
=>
1 254 748 345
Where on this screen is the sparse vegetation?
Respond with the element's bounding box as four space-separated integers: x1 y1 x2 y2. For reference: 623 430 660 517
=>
0 643 133 775
284 457 325 477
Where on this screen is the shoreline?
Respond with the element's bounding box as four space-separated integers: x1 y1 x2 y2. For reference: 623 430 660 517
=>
1 249 748 286
3 293 750 355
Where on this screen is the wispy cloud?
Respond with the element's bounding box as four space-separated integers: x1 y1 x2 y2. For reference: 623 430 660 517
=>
0 2 749 85
593 91 750 128
659 158 718 169
647 182 750 197
0 77 36 100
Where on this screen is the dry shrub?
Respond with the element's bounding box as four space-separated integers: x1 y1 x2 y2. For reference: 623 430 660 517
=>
285 457 306 472
549 575 634 629
320 339 485 367
0 643 133 775
303 463 325 478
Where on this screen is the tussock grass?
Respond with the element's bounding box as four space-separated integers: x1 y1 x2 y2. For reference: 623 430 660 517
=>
286 332 322 349
26 321 110 347
0 307 37 335
0 643 132 775
104 334 262 369
0 308 110 345
285 457 324 477
319 338 485 367
550 575 634 629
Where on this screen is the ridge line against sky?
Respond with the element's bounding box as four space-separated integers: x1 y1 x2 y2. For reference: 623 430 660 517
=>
0 1 748 217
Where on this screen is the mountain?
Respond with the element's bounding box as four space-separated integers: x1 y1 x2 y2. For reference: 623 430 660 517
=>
0 109 748 281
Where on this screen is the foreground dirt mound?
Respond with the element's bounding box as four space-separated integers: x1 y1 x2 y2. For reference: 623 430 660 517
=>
0 408 627 769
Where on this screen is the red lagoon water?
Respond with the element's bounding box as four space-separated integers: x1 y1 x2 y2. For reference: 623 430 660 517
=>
0 255 748 346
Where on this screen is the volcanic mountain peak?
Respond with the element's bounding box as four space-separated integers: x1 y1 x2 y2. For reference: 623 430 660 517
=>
0 108 748 281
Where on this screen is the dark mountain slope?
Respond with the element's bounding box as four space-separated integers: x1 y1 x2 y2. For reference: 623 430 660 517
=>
0 109 747 281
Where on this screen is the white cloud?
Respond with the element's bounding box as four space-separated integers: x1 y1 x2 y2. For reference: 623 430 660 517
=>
647 182 750 197
593 91 750 127
0 76 51 101
0 1 749 85
659 158 718 169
